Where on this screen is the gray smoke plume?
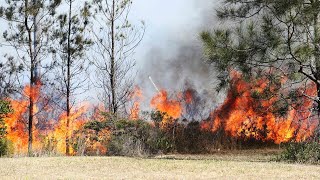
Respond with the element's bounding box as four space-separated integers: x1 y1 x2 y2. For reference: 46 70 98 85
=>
136 1 225 120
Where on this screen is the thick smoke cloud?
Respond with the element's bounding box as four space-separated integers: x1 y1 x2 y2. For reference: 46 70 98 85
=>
136 0 225 118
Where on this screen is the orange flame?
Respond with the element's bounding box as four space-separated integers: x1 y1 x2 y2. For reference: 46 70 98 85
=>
130 86 143 120
47 105 88 154
4 83 90 155
151 90 182 124
184 89 193 104
4 84 42 154
202 71 318 144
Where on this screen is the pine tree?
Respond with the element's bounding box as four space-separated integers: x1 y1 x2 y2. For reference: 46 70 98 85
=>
201 0 320 120
0 0 60 156
51 0 92 155
92 0 145 115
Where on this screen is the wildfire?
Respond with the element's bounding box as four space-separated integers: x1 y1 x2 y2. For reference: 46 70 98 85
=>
184 89 193 104
129 86 143 120
46 105 88 154
201 71 318 144
150 90 182 124
4 83 89 155
4 84 42 154
3 71 320 155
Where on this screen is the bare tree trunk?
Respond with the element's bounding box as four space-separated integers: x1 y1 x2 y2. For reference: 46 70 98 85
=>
25 0 36 157
110 0 116 114
94 0 144 116
28 69 34 157
66 0 72 156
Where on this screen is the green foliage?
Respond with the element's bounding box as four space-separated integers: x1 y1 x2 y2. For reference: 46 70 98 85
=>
150 110 166 128
107 119 173 156
0 100 12 137
201 0 320 83
71 118 112 156
278 142 320 164
175 121 212 154
0 100 12 156
201 0 320 130
84 120 111 132
0 139 14 157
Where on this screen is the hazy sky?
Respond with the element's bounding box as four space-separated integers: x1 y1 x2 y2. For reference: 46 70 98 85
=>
129 0 217 66
0 0 219 105
126 0 221 111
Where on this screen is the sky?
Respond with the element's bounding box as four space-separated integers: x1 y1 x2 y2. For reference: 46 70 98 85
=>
129 0 218 67
0 0 220 107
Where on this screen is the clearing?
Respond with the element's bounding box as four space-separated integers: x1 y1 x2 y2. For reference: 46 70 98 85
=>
0 150 319 179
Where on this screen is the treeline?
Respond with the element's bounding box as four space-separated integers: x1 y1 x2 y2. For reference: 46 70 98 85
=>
0 0 144 156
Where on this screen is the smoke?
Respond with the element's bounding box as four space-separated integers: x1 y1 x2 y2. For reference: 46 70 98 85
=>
136 0 224 118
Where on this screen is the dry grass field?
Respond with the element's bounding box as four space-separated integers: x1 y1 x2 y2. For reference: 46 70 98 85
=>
0 151 320 179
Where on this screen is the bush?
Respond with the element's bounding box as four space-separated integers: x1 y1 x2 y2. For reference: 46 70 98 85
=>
107 119 173 156
278 142 320 164
0 139 13 156
175 121 213 153
71 120 112 156
0 100 12 156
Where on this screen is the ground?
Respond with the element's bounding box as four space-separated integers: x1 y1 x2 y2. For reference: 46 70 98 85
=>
0 150 320 179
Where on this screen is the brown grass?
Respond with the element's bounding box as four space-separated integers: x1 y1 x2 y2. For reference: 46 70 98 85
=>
0 152 320 179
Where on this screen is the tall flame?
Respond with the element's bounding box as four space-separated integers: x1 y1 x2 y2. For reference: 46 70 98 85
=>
150 90 182 124
129 86 143 120
4 83 90 155
4 84 42 154
201 72 318 144
46 105 88 154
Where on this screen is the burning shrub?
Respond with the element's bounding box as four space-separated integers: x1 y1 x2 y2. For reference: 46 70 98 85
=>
71 119 112 156
278 142 320 164
150 111 212 154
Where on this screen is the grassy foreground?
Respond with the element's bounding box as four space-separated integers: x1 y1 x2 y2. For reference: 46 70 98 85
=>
0 154 320 179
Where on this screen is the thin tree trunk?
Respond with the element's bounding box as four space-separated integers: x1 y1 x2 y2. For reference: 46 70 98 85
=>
312 9 320 139
25 0 35 157
28 70 34 157
66 0 72 156
110 0 116 114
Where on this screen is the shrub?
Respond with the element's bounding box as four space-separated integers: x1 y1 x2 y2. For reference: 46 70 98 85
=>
0 100 12 156
107 119 173 156
175 121 213 153
278 142 320 164
0 139 14 156
71 120 112 156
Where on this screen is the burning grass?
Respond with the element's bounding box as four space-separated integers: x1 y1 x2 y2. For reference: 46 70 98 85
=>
1 154 320 179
